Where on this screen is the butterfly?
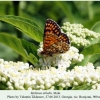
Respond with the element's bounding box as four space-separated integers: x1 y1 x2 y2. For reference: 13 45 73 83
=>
41 19 70 56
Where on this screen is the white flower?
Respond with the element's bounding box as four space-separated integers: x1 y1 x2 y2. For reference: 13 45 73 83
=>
36 77 44 85
15 82 20 89
62 22 100 47
45 82 51 89
49 86 55 90
73 81 78 86
37 43 84 69
58 83 66 88
92 85 96 90
0 58 100 90
65 82 71 87
1 77 6 82
8 86 14 90
0 59 4 63
28 87 32 90
7 81 12 86
19 79 24 86
96 84 100 90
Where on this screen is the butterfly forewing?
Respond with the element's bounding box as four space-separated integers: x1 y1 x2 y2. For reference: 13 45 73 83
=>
44 19 61 36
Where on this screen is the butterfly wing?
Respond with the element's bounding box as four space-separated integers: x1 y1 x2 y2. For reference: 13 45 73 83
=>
44 19 61 36
41 19 70 56
43 19 61 48
41 19 61 55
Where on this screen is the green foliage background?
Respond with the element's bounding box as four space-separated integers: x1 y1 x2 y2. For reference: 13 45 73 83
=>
0 1 100 63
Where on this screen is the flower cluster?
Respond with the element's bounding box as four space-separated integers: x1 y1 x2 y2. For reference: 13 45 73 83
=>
37 42 84 70
0 59 100 90
0 20 100 90
61 22 100 47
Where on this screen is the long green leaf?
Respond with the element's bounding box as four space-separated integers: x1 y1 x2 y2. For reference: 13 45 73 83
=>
0 15 43 42
91 21 100 33
0 33 38 65
78 43 100 66
21 39 38 57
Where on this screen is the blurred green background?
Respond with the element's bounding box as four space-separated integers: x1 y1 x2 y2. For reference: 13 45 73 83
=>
0 1 100 61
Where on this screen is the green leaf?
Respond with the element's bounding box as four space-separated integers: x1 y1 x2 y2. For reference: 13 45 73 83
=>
89 54 100 64
0 33 38 65
0 15 43 42
78 43 100 66
72 84 92 90
91 21 100 33
21 39 38 57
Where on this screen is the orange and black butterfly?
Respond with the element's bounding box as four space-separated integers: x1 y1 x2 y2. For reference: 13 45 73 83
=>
41 19 70 56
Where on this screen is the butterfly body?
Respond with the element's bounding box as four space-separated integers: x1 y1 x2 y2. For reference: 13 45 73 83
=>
41 19 70 56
